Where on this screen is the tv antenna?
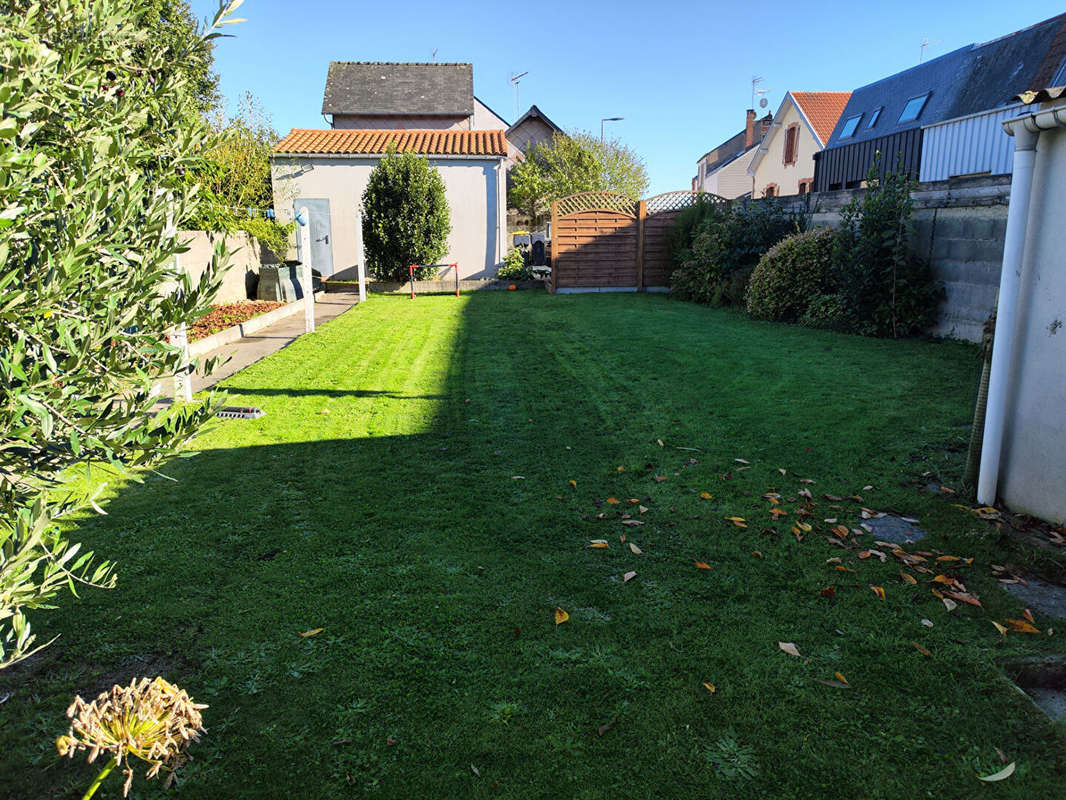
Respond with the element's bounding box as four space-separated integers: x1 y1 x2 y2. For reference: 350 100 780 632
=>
431 48 438 62
919 38 939 63
510 71 528 117
751 76 772 111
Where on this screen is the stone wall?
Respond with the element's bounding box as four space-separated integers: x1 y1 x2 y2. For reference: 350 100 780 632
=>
179 230 267 304
774 175 1010 343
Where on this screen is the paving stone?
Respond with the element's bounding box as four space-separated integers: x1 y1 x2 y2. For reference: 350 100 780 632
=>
1005 577 1066 620
863 515 927 544
1027 688 1066 721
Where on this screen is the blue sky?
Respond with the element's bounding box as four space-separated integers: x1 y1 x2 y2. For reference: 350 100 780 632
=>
193 0 1065 194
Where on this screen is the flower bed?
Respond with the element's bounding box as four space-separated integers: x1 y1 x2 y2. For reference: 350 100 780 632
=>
189 302 284 341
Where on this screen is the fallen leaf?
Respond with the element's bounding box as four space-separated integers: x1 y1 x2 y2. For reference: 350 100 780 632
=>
800 478 816 484
617 465 626 472
654 475 668 483
936 555 961 562
942 598 958 612
606 497 621 505
871 585 886 601
769 507 788 519
900 572 918 584
470 764 480 777
699 491 713 500
1005 618 1040 634
977 762 1016 782
778 468 787 475
638 505 649 514
629 542 642 554
921 618 934 627
825 557 842 564
991 621 1008 636
863 484 873 490
832 525 850 538
819 586 836 598
911 641 931 657
834 672 849 685
725 516 748 528
621 519 645 527
588 540 609 549
796 521 812 532
834 565 857 573
735 458 750 465
694 560 712 570
298 628 324 638
628 498 640 505
702 681 716 693
554 608 569 625
815 678 851 689
1022 608 1036 624
657 439 664 447
511 475 525 480
623 571 637 583
568 480 577 488
944 590 982 608
932 574 955 585
752 550 763 558
778 641 802 658
597 719 616 736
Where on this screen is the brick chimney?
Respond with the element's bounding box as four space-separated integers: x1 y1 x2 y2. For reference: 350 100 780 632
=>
745 109 757 149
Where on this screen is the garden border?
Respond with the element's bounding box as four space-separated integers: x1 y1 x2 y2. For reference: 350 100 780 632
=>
188 292 324 357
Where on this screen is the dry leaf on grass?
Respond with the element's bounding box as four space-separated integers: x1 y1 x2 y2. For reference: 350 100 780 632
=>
702 681 716 693
725 516 748 528
623 571 637 583
606 497 620 505
629 542 642 555
735 458 750 465
699 492 713 500
942 597 959 612
819 586 836 598
694 560 712 570
621 519 644 527
299 628 324 638
588 540 609 549
1005 618 1041 634
977 763 1016 782
911 641 931 656
991 621 1008 636
1022 608 1036 624
568 480 577 488
778 641 802 658
554 608 569 625
871 586 886 601
900 572 918 584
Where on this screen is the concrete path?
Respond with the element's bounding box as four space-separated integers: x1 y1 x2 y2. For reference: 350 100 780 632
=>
191 292 360 393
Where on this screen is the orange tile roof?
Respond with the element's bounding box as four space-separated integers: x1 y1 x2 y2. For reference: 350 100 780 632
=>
272 128 508 156
791 92 853 146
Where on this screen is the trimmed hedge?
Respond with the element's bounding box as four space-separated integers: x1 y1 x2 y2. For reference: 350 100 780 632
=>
745 228 836 322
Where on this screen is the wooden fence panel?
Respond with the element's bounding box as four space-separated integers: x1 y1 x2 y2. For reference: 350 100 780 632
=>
553 209 639 290
641 210 680 288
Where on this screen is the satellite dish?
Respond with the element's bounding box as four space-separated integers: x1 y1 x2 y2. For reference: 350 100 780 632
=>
759 97 768 108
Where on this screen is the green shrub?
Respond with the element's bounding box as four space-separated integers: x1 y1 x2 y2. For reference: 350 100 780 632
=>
362 149 451 282
830 159 942 337
241 217 295 261
497 248 532 280
746 228 837 322
670 199 800 306
800 293 850 331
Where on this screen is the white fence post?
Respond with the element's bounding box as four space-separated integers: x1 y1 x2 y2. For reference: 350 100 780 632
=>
165 206 193 402
297 205 315 333
355 206 367 303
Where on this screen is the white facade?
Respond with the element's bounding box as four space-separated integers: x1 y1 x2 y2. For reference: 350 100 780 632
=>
271 155 507 281
920 104 1025 182
748 95 820 197
995 106 1066 523
699 148 758 199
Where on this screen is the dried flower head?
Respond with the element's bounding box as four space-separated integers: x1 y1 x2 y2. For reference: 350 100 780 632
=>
57 676 207 795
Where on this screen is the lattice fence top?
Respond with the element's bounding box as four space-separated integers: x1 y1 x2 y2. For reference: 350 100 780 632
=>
644 190 727 215
555 191 638 217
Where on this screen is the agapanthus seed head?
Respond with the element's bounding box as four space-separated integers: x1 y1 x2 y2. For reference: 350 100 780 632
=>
57 676 207 796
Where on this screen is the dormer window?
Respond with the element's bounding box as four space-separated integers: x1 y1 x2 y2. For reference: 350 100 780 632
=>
839 114 863 139
868 107 883 128
898 93 930 124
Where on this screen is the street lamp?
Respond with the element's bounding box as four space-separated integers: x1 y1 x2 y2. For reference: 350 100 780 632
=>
600 116 623 143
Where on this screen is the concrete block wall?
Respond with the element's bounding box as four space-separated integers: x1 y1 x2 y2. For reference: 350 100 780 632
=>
179 230 266 304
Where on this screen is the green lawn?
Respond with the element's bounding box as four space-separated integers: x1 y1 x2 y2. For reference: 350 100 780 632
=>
2 292 1063 799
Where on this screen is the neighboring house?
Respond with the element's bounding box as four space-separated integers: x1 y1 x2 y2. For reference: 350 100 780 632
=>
321 61 523 161
270 129 509 281
814 13 1066 191
748 91 851 197
695 110 772 199
506 105 565 156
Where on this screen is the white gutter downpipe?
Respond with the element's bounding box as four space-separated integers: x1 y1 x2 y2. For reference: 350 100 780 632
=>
977 104 1066 505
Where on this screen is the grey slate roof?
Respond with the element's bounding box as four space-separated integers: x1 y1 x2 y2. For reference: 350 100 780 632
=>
322 62 474 116
507 105 564 136
823 13 1066 150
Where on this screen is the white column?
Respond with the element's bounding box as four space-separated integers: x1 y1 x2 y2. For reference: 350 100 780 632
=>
165 207 193 402
355 205 367 303
977 125 1039 505
298 206 315 334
